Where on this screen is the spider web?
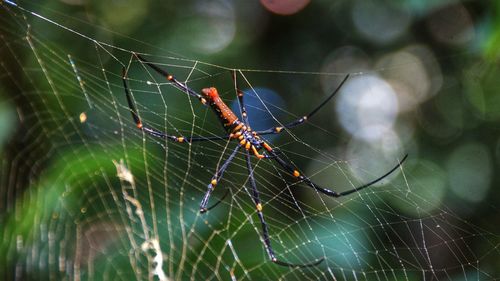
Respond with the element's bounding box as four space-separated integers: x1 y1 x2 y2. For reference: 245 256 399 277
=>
1 1 499 280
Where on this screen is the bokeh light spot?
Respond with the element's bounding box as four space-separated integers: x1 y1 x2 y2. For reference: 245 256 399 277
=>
346 135 404 186
426 3 475 47
320 46 371 95
336 75 399 142
351 1 411 45
464 62 500 121
192 0 236 54
447 142 492 203
97 0 148 33
230 87 284 132
260 0 310 16
375 45 442 112
393 159 447 216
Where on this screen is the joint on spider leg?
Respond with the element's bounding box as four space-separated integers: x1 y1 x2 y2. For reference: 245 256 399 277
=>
121 67 128 79
236 88 244 97
293 170 301 178
211 179 217 187
242 112 247 118
251 146 264 159
199 97 207 105
256 203 263 212
240 139 247 146
302 116 308 121
262 142 272 152
275 127 283 133
233 131 242 138
136 122 143 129
245 142 251 150
232 123 243 132
177 136 185 143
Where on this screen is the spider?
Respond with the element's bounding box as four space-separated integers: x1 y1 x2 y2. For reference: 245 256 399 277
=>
122 53 407 268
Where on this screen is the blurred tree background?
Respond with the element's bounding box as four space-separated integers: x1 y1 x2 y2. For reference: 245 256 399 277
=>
1 0 499 280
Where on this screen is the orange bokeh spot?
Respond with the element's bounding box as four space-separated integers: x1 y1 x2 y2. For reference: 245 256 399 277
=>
260 0 310 16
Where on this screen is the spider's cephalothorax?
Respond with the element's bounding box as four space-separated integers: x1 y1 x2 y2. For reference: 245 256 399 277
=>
122 53 407 268
201 87 238 128
228 121 272 159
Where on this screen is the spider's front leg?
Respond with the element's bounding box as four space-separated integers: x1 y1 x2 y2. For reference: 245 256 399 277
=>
255 74 350 136
122 67 231 142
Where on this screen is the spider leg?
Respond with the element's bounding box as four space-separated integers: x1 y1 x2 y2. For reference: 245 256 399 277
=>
205 188 230 212
244 151 324 267
122 68 230 142
267 147 408 198
255 74 350 136
199 144 242 213
231 70 251 126
133 53 209 105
